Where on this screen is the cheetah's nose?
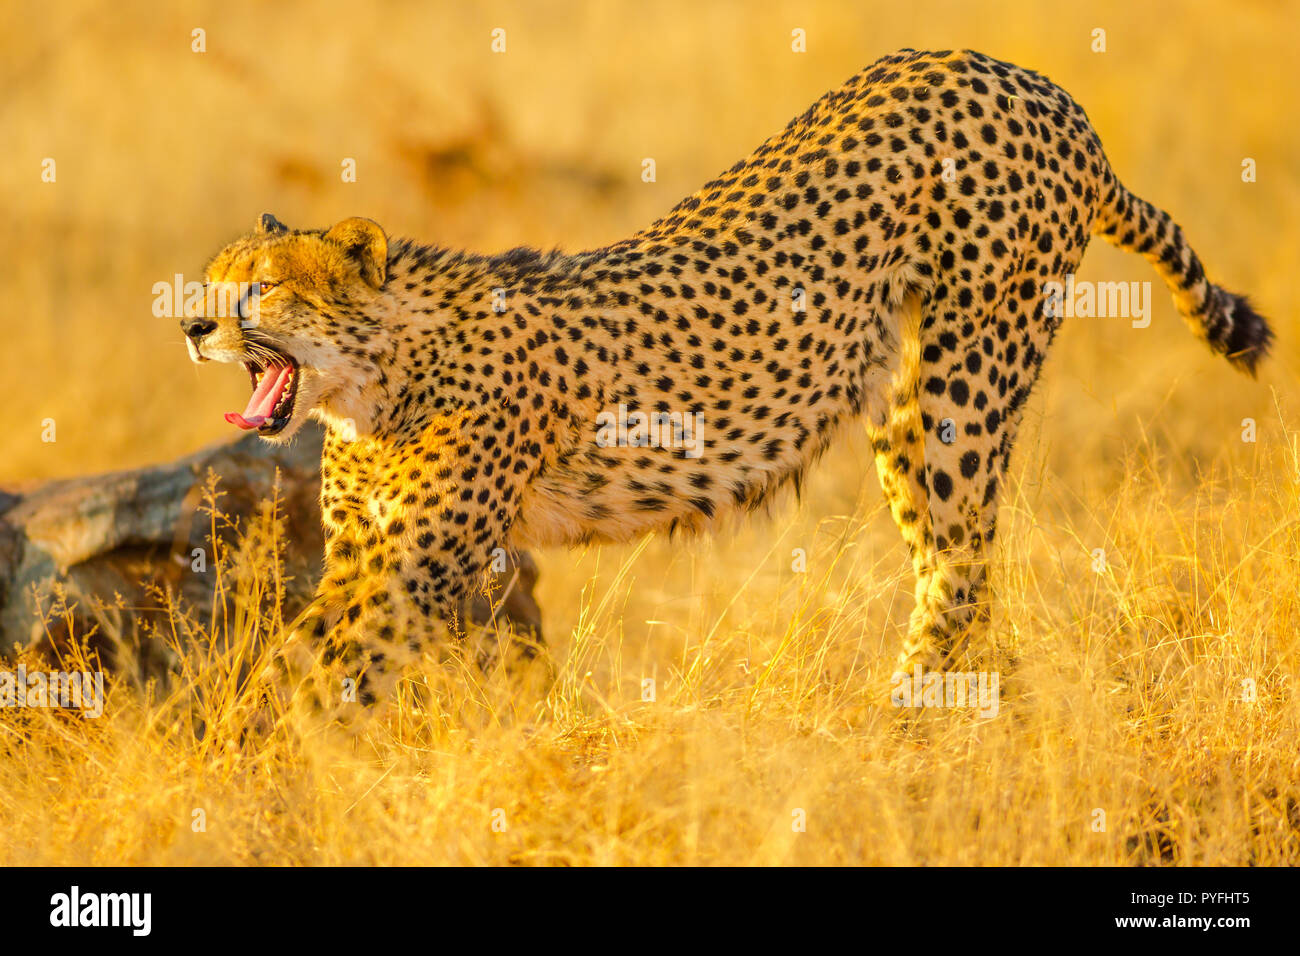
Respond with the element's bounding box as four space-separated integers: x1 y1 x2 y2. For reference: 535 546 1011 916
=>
182 317 217 340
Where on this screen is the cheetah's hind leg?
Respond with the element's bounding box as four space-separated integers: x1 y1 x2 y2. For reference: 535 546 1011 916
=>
894 265 1066 687
863 290 945 710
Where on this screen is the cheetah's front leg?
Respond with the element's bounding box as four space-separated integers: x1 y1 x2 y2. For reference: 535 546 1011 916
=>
257 569 409 734
269 412 537 730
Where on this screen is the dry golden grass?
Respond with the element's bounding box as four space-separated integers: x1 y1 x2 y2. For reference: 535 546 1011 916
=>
1 0 1298 864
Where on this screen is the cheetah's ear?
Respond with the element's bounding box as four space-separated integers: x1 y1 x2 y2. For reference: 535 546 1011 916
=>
324 217 388 289
256 213 289 235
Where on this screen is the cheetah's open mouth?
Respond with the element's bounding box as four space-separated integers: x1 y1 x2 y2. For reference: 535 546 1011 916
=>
225 350 299 435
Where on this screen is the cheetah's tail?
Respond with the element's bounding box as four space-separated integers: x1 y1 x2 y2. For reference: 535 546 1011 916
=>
1092 181 1272 376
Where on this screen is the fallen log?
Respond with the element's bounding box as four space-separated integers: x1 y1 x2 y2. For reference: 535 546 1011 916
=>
0 422 541 671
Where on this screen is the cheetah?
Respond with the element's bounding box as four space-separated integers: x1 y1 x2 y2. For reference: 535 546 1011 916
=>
182 48 1270 715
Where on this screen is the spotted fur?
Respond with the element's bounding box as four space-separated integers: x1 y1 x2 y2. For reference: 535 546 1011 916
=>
184 48 1271 715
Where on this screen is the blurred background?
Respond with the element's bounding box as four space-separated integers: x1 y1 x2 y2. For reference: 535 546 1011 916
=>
1 0 1294 485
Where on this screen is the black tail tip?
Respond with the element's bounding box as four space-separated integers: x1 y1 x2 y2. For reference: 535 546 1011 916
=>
1220 291 1273 377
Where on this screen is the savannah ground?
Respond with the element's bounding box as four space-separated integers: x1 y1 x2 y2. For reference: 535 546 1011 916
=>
1 0 1297 865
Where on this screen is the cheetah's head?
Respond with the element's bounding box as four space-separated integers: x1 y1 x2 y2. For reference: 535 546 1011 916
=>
183 213 391 443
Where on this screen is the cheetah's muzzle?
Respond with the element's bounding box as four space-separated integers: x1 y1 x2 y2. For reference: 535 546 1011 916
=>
226 350 299 435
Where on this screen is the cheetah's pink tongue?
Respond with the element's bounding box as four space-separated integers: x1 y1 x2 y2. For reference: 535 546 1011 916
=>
225 363 292 430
